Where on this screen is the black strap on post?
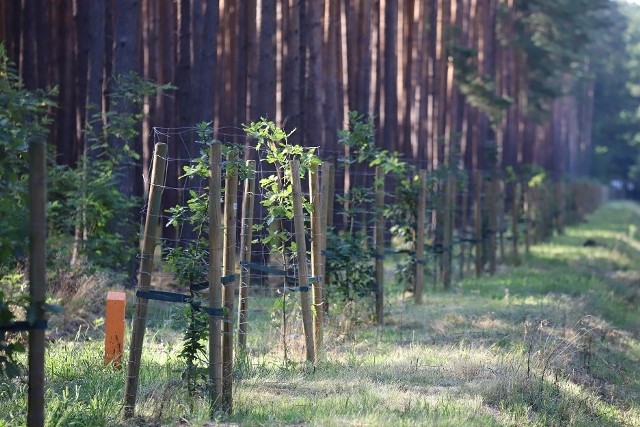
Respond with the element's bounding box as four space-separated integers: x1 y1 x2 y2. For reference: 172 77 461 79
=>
190 274 237 293
240 261 289 277
135 289 224 317
0 319 48 332
241 261 320 289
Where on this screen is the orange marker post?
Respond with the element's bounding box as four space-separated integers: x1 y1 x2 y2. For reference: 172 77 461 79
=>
105 291 126 369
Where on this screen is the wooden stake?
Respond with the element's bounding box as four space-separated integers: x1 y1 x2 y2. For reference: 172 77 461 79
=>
222 151 238 413
105 291 126 368
374 166 385 324
532 186 541 244
459 178 468 280
309 163 324 355
290 160 316 363
474 171 484 277
524 184 531 254
498 179 505 262
237 160 255 352
442 172 455 288
488 177 498 275
125 143 167 418
320 163 332 314
539 184 548 240
415 170 427 303
556 181 565 235
511 182 520 264
208 142 223 414
323 164 335 314
326 163 335 229
28 136 47 427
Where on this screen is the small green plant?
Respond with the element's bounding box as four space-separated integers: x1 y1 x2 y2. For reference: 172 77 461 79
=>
0 43 57 378
326 184 377 306
0 270 28 378
163 123 218 400
245 119 320 257
244 119 320 361
269 289 298 364
47 72 175 273
325 231 376 302
336 111 422 294
163 122 250 399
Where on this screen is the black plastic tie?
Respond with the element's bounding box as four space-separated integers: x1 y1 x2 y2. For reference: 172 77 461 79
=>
0 319 48 332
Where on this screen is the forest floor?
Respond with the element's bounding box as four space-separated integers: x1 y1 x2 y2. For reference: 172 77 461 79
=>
2 201 640 426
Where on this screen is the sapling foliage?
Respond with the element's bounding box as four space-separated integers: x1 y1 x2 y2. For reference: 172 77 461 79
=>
244 119 320 361
332 112 422 298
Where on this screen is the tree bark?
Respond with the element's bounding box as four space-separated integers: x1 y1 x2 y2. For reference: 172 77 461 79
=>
383 0 397 151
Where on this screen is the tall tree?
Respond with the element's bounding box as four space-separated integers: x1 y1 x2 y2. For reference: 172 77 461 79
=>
111 0 140 194
383 0 398 151
305 0 325 146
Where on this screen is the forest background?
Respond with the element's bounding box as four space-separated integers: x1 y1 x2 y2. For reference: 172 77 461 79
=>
3 1 640 422
2 0 640 283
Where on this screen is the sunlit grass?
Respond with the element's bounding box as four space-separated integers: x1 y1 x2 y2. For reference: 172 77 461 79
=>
3 201 640 425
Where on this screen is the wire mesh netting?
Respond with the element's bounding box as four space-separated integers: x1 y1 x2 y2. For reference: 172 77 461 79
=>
122 124 605 416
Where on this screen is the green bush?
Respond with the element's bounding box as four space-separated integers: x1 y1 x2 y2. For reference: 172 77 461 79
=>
0 43 56 378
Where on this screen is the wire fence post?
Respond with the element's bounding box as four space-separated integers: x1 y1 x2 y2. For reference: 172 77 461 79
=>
539 184 549 240
498 178 506 263
124 142 167 418
28 136 47 427
511 182 521 264
474 171 484 277
532 185 541 245
556 180 565 235
222 151 238 413
290 159 316 363
324 163 335 314
442 171 455 288
459 178 468 280
237 160 255 352
208 142 224 415
319 162 332 314
374 166 385 324
488 176 498 275
309 163 324 356
414 169 427 303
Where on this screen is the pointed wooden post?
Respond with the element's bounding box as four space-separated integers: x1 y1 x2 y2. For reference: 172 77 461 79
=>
124 143 167 418
290 160 315 363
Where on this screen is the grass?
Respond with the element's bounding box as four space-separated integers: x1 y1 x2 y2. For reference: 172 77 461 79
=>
3 201 640 426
